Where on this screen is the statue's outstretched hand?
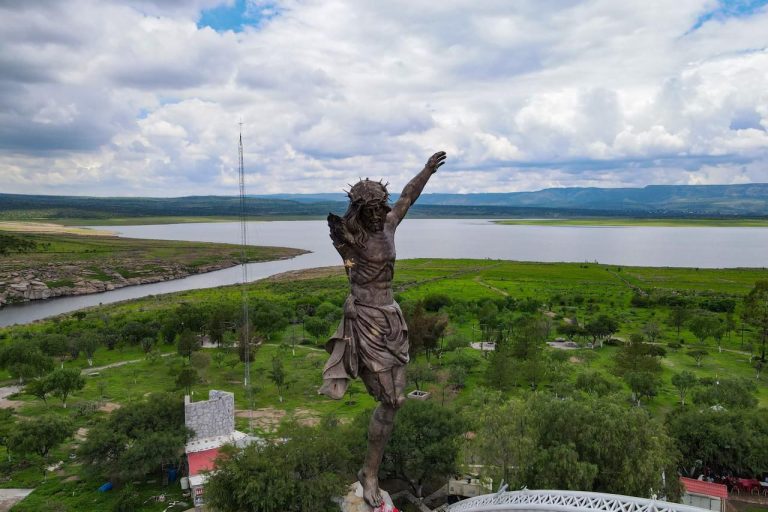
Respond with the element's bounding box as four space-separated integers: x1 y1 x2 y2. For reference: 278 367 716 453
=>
426 151 446 174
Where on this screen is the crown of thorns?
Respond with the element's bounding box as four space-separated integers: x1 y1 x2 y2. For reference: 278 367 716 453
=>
345 178 389 204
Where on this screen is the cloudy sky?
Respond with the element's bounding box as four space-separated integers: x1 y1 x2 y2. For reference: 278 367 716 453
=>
1 0 767 197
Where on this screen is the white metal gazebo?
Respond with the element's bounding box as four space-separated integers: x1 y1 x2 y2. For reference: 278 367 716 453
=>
447 490 709 512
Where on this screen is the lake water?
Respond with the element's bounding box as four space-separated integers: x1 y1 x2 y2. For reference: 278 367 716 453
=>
1 219 767 326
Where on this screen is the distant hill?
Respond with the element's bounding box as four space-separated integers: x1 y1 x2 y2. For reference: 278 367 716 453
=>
257 183 768 216
1 184 767 220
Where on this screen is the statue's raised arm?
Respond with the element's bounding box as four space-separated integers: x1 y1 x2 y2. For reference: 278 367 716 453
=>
388 151 446 227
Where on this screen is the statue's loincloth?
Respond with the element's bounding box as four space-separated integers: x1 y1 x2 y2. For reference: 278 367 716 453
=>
319 296 409 400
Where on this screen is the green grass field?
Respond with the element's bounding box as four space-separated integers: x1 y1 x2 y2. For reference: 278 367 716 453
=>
1 257 767 510
495 218 768 227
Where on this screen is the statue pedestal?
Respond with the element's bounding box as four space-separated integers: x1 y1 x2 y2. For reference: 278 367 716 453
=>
340 482 398 512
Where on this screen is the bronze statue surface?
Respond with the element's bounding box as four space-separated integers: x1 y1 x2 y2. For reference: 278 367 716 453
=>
320 151 446 508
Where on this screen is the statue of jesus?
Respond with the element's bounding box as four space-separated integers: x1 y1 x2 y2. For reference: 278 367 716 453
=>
319 151 446 508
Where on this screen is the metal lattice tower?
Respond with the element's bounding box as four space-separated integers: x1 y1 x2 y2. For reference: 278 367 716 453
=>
237 124 254 432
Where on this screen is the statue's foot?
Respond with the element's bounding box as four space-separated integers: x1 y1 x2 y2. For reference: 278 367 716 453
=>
358 468 382 508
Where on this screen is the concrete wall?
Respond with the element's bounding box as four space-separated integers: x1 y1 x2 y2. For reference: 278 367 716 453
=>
682 493 723 512
184 390 235 441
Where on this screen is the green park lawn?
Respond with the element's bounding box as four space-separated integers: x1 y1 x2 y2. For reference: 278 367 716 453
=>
0 257 767 509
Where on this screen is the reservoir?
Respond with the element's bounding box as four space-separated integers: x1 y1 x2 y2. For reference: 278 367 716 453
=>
1 219 767 326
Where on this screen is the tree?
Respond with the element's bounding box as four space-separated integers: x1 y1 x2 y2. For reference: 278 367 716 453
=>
511 315 551 390
304 315 331 343
624 372 659 406
407 361 434 391
269 356 286 403
692 377 758 409
47 368 85 408
190 351 211 381
176 329 199 360
573 370 621 397
667 407 768 477
251 299 291 340
205 302 234 346
688 313 721 345
0 341 53 383
469 394 679 498
382 400 466 498
405 301 448 359
614 340 662 376
671 371 697 407
79 393 188 482
476 300 499 342
642 321 662 343
528 395 679 498
175 365 199 396
668 306 691 337
472 398 534 488
744 280 768 361
25 377 53 405
140 336 154 355
77 332 99 367
206 421 352 512
584 315 619 348
121 320 153 346
10 415 73 465
687 348 708 367
754 359 764 380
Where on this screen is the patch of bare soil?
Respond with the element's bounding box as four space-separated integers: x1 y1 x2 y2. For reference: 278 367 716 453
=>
264 266 345 282
75 428 89 441
0 222 114 236
294 408 320 427
0 399 24 410
98 402 121 413
236 407 286 432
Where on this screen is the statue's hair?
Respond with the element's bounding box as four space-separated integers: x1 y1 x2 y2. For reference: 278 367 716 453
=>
343 201 369 248
343 179 389 249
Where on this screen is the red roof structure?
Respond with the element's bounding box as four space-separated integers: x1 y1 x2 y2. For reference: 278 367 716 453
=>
188 448 221 477
680 477 729 499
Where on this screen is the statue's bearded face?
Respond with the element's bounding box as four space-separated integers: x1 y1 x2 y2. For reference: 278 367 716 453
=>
360 200 390 232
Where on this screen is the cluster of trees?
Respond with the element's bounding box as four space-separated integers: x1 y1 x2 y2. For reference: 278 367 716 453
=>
206 400 466 511
668 407 768 478
25 368 84 408
469 393 680 499
78 393 188 483
0 233 36 256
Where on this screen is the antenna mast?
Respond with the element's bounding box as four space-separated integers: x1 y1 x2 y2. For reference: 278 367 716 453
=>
238 122 254 432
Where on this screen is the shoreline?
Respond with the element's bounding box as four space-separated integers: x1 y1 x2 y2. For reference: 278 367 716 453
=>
0 252 308 308
6 216 768 227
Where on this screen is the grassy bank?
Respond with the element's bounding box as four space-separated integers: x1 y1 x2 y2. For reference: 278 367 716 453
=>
494 218 768 227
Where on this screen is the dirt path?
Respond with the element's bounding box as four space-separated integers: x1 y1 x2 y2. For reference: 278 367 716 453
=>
0 489 33 511
82 352 173 375
0 385 23 409
473 275 509 296
395 262 503 293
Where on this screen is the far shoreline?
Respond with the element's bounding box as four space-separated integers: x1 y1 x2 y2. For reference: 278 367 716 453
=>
10 215 768 228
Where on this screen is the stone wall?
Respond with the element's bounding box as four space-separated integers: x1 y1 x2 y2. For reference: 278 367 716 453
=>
184 390 235 441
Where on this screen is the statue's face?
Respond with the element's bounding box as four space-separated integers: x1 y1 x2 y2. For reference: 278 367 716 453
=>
360 200 390 232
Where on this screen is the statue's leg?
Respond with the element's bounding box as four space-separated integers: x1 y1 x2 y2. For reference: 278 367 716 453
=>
359 365 406 507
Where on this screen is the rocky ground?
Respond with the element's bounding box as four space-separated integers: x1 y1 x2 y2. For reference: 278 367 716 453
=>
0 259 237 307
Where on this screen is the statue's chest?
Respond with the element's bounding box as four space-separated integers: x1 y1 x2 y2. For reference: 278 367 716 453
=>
362 233 395 263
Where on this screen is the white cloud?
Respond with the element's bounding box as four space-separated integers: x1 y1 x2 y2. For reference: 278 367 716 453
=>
0 0 767 196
